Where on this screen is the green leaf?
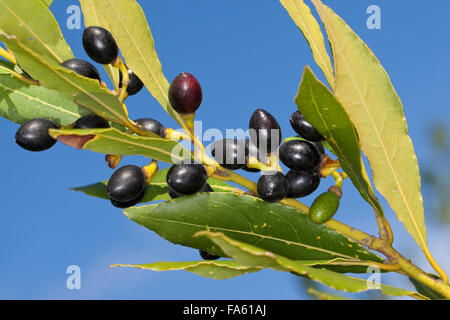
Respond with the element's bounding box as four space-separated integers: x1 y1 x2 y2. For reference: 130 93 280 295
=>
79 0 120 91
92 0 186 127
307 287 349 300
198 231 423 298
0 34 129 124
72 168 243 203
409 275 446 300
49 127 190 164
312 0 427 250
296 67 383 216
0 0 73 64
124 193 383 269
111 260 262 280
40 0 53 8
0 59 15 74
279 0 334 87
0 74 88 125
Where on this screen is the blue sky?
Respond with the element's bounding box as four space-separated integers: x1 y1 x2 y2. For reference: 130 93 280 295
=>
0 0 449 299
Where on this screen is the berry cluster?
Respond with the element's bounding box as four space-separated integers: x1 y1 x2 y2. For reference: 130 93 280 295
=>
12 25 341 260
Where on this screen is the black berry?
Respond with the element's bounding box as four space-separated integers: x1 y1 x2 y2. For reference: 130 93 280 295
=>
249 109 282 155
290 111 324 142
82 26 119 65
120 67 144 96
168 72 203 114
61 59 101 82
166 163 208 196
211 139 248 170
257 171 289 202
15 118 57 152
286 170 321 198
73 114 110 129
110 190 145 208
279 140 321 171
107 165 147 206
169 183 213 199
135 118 165 138
199 250 220 260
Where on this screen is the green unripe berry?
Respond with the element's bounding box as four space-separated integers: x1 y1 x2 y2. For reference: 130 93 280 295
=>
309 191 340 224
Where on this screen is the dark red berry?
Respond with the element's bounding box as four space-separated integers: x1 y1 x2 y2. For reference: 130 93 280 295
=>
135 118 165 138
15 118 57 152
279 140 321 171
61 59 101 82
290 111 324 142
107 165 147 205
73 114 110 129
199 250 220 260
168 72 203 114
257 171 289 202
211 139 248 170
166 163 207 196
286 170 321 198
119 66 144 96
249 109 282 155
82 26 119 64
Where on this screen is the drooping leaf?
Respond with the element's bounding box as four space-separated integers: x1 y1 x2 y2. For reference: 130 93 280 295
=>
0 0 73 64
49 127 190 164
311 0 427 250
92 0 186 127
0 34 129 124
79 0 120 91
198 231 423 298
409 275 446 300
279 0 334 87
72 168 243 203
307 287 349 300
124 193 383 270
0 74 88 125
296 67 383 216
111 260 262 280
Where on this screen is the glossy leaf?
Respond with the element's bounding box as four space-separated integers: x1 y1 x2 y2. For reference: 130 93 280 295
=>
409 275 445 300
199 231 422 298
0 0 73 64
312 0 427 250
296 67 383 216
279 0 334 87
112 260 262 280
72 168 243 203
0 74 88 125
93 0 186 127
124 193 383 267
0 34 129 124
307 287 349 300
79 0 120 91
49 127 190 164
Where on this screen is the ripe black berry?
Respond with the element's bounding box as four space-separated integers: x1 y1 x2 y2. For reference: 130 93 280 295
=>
279 140 321 171
211 138 248 170
290 111 324 142
249 109 282 155
73 114 110 129
15 118 57 152
135 118 165 138
110 190 145 209
119 67 144 96
199 250 220 260
257 171 289 202
166 163 208 196
286 170 321 198
107 165 147 206
61 59 101 82
82 26 119 65
168 72 203 114
169 183 213 199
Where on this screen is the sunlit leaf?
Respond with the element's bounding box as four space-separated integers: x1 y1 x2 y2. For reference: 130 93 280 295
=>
312 0 427 250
